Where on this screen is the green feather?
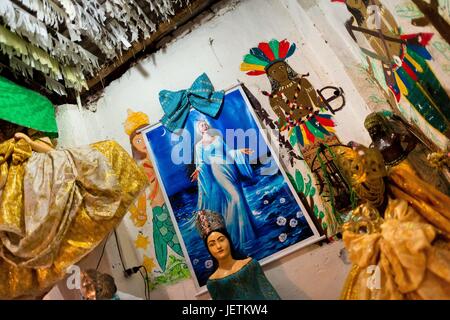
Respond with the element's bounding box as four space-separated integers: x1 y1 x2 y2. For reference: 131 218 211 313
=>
306 121 325 140
244 54 269 67
269 39 280 60
289 130 298 147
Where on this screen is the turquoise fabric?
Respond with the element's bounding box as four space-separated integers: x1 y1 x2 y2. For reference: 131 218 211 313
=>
0 76 58 137
206 259 281 300
159 73 224 132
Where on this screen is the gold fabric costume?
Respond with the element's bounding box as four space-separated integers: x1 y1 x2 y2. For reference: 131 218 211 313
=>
341 162 450 300
388 161 450 238
0 139 148 299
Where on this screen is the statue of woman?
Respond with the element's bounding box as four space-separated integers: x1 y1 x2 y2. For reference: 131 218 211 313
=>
341 200 450 300
364 111 450 195
0 129 148 299
0 78 148 299
196 210 281 300
337 144 450 299
190 120 257 251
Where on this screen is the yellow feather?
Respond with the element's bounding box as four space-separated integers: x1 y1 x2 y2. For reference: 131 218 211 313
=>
394 72 409 96
240 62 266 72
404 52 423 73
300 125 310 145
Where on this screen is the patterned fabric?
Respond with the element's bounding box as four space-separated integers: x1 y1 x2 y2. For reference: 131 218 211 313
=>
159 73 224 132
0 140 148 299
0 76 58 137
207 259 281 300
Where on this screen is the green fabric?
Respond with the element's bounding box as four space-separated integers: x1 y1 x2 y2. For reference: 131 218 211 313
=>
0 76 58 137
206 259 281 300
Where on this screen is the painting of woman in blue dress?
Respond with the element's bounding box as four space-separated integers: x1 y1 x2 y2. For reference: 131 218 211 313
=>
144 86 321 289
190 119 257 252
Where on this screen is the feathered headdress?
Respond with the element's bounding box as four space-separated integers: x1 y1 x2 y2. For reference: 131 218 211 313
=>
240 39 297 76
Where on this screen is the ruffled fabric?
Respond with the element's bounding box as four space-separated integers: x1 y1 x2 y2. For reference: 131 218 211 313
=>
388 162 450 237
342 199 450 300
0 140 148 299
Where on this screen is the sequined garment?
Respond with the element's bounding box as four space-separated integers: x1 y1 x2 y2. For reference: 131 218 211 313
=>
0 139 148 299
341 161 450 300
206 259 281 300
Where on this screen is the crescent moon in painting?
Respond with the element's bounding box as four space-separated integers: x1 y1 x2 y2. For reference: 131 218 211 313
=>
161 128 167 137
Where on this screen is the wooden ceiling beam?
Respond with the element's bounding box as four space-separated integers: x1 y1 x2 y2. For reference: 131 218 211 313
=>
84 0 218 91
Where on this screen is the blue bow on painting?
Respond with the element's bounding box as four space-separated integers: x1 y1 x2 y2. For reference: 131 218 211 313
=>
159 73 225 132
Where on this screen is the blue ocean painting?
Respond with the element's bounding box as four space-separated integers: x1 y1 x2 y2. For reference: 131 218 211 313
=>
146 87 314 288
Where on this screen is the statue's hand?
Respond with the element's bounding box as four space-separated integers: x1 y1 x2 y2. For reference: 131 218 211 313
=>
15 132 54 153
190 168 200 182
14 132 32 143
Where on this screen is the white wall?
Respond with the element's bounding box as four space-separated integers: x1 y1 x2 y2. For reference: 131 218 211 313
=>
52 0 392 300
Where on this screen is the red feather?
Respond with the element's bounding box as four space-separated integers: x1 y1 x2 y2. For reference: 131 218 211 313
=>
400 33 434 46
402 61 418 81
302 124 315 144
419 33 434 46
258 42 275 61
388 85 401 103
247 71 266 76
278 40 290 59
315 115 335 127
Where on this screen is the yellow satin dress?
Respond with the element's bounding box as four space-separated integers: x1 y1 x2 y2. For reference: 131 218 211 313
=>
0 138 148 299
341 161 450 300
